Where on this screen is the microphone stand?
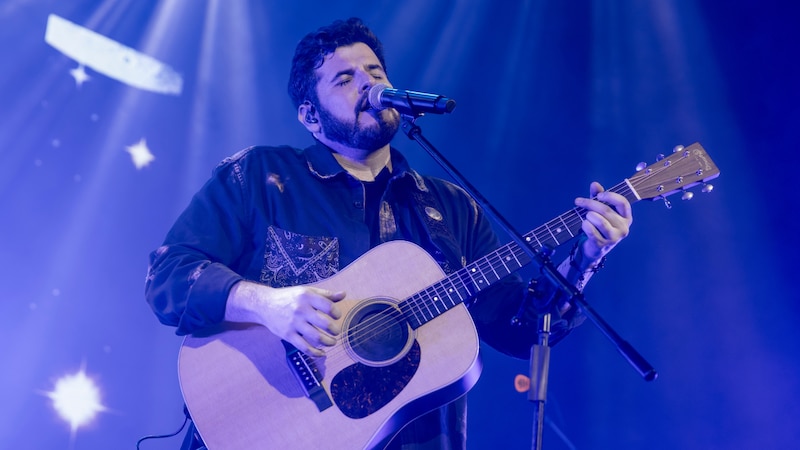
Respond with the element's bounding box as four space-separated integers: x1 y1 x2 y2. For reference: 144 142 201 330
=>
399 114 657 450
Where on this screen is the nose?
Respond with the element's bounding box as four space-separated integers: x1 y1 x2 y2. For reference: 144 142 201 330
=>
357 70 380 95
359 78 373 95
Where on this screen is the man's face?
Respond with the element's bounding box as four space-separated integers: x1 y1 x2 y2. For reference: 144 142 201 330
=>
312 42 400 152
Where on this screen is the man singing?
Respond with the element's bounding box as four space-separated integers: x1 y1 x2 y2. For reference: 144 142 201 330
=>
146 17 632 449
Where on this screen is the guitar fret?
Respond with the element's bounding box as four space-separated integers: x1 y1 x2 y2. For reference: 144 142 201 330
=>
505 247 525 272
439 279 459 307
491 251 511 278
524 233 543 250
496 248 513 274
558 215 574 240
489 256 502 281
479 257 501 283
419 288 436 321
400 300 422 329
544 220 559 246
468 264 489 291
552 215 576 245
429 289 444 315
447 274 469 303
407 294 428 327
434 288 449 310
444 278 462 303
456 269 477 298
427 284 447 314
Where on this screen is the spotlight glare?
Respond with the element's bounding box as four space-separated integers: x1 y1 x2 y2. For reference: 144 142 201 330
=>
46 369 106 432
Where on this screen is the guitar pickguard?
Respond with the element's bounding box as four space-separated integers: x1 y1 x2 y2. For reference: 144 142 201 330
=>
330 340 421 419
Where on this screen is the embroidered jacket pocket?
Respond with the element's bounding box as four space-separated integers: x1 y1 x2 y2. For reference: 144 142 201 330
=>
260 226 339 287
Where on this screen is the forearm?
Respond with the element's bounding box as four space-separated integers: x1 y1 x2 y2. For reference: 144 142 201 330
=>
145 247 243 335
224 280 270 325
557 236 606 296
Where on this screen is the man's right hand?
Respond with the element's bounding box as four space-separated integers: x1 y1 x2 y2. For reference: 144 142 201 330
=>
225 280 345 356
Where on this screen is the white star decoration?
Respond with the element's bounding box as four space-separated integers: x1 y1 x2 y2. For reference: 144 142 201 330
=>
126 138 155 169
69 64 91 87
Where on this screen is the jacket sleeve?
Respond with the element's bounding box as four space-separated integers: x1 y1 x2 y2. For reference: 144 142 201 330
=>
144 157 251 335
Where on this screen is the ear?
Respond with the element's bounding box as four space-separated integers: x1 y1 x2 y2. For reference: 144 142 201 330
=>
297 101 320 134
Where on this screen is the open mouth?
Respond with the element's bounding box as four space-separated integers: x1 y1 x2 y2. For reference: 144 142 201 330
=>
358 95 373 112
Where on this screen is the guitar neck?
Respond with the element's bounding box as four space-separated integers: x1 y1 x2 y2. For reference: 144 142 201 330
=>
400 180 639 329
400 142 720 328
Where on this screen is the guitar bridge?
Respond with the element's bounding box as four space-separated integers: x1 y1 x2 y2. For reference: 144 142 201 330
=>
284 342 332 412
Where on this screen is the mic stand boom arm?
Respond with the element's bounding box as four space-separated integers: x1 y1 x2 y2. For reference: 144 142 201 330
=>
399 114 656 450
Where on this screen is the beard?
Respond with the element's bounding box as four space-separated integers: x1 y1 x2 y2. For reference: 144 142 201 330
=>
316 103 400 151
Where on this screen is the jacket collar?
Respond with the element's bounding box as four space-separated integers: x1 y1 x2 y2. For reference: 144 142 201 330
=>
304 142 428 192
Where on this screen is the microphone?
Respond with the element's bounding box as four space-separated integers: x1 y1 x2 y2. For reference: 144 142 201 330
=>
368 83 456 115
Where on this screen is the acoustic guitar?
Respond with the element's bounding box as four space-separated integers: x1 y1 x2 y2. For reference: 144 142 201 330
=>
178 143 720 449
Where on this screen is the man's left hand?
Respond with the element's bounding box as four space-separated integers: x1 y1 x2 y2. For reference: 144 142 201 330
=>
574 181 633 264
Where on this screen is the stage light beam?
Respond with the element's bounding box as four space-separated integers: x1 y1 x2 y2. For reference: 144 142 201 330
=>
44 14 183 95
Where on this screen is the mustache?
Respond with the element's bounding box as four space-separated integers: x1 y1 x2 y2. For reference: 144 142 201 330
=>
356 90 373 114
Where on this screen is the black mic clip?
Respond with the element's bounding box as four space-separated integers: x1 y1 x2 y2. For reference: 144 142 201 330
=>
511 245 557 327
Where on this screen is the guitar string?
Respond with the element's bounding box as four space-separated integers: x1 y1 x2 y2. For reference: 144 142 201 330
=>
314 242 529 364
314 207 593 364
317 180 637 363
320 208 583 361
328 178 633 348
334 150 701 357
310 157 689 364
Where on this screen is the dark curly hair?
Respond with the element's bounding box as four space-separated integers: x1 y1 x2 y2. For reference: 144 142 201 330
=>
288 17 386 108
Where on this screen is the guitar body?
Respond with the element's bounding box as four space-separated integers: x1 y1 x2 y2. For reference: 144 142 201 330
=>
178 240 482 450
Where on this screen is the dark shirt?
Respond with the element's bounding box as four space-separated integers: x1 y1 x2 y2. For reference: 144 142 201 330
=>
145 143 579 448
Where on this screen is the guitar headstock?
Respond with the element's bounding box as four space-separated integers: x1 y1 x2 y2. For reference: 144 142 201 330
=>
627 142 720 203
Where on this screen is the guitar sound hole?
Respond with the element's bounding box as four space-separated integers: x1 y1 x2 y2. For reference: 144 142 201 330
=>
346 301 410 365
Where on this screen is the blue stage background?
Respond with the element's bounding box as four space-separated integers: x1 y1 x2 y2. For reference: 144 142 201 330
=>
1 1 797 449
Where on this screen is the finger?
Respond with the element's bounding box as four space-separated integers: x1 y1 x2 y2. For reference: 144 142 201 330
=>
597 191 633 223
297 292 341 335
585 209 630 249
305 307 341 335
577 194 631 230
575 196 616 219
589 181 604 198
308 287 346 301
297 321 337 348
286 332 325 357
583 211 613 241
581 215 618 260
308 288 346 320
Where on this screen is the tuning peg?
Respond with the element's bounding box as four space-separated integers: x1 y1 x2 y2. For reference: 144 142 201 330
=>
635 162 647 171
663 197 672 209
681 191 694 200
702 183 714 193
656 153 665 161
673 144 685 153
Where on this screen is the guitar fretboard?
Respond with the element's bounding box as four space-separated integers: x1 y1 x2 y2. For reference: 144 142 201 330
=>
399 180 637 329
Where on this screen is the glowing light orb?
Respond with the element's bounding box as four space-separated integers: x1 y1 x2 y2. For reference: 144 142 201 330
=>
46 369 106 432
